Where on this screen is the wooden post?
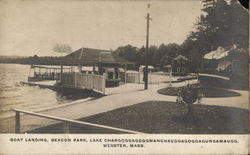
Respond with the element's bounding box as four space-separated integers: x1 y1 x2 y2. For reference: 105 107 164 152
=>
102 73 106 94
93 65 96 74
138 71 140 84
113 67 115 80
124 65 127 84
92 74 95 90
169 66 172 87
15 111 20 133
63 122 70 133
149 70 152 84
60 63 63 83
78 64 82 73
74 71 77 88
144 4 152 90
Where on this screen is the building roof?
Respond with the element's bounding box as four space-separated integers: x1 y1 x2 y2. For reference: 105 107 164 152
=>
139 65 154 70
61 47 133 65
163 65 171 68
204 47 229 60
173 55 189 61
65 47 107 61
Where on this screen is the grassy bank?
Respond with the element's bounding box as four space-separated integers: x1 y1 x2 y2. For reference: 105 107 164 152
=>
157 86 241 98
29 101 248 134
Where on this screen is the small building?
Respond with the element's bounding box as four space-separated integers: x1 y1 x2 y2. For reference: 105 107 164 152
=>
203 46 229 72
203 46 248 89
60 47 134 87
139 65 154 72
171 55 190 75
163 65 171 73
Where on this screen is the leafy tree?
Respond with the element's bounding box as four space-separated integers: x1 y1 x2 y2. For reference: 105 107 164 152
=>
148 45 158 66
181 0 248 71
228 0 248 48
158 43 179 66
191 0 248 49
114 43 180 67
114 44 138 62
138 46 146 65
114 0 248 72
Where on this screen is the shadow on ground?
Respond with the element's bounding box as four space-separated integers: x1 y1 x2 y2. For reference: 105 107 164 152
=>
28 101 248 134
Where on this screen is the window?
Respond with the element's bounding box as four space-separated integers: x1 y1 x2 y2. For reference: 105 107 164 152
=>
182 60 185 65
177 67 180 72
108 72 114 79
182 67 185 72
115 72 119 79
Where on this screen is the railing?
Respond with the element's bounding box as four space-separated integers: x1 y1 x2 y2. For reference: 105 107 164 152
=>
14 109 144 134
76 73 105 93
57 72 105 94
59 72 75 86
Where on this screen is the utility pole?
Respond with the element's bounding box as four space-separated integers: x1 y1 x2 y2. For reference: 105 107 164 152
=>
144 4 152 90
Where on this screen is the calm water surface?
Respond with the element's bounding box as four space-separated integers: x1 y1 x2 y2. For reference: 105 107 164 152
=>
0 64 91 119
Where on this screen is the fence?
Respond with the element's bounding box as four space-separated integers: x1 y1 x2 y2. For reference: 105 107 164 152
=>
14 109 143 134
126 72 140 84
121 71 171 84
138 72 171 84
57 72 105 94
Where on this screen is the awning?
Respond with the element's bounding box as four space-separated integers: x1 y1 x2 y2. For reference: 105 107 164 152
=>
139 65 154 70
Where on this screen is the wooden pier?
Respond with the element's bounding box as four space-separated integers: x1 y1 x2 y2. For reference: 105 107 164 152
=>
57 72 105 94
21 72 106 94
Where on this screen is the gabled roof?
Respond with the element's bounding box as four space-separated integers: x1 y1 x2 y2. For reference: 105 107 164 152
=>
65 47 109 61
63 47 133 65
173 54 189 61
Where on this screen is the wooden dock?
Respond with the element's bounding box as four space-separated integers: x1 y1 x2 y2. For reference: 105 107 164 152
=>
20 80 103 94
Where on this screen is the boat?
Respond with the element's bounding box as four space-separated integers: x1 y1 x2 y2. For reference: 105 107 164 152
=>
28 65 71 82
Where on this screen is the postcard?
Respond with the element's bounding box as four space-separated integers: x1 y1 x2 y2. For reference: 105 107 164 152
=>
0 0 248 154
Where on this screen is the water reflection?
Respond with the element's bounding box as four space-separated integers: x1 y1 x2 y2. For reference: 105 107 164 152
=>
0 64 96 119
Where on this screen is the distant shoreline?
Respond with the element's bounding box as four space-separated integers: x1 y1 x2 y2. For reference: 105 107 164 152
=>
0 55 64 65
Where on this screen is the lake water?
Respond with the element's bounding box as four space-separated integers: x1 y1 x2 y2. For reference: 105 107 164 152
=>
0 64 92 119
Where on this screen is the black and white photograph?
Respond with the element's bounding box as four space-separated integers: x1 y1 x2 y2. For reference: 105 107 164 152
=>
0 0 249 154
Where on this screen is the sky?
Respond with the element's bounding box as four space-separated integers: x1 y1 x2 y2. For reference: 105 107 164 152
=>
0 0 203 56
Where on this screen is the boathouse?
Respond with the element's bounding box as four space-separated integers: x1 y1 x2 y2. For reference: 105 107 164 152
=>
58 47 134 90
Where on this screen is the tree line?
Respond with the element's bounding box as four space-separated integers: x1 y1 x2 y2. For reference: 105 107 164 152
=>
113 0 248 72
